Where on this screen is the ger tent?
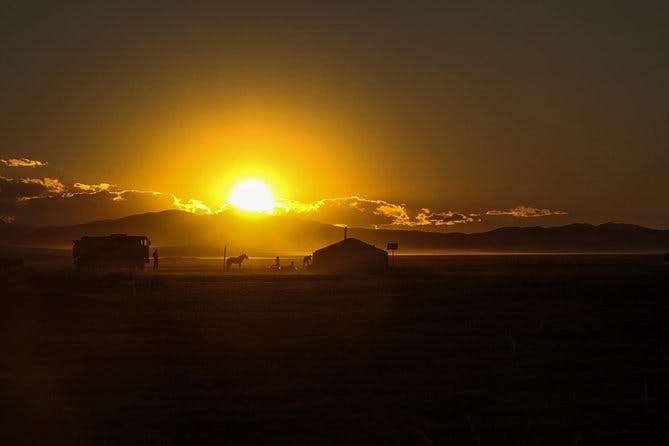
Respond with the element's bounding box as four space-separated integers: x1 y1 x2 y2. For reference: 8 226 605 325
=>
312 238 388 273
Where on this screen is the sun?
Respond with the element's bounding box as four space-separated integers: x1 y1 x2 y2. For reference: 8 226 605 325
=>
228 179 275 213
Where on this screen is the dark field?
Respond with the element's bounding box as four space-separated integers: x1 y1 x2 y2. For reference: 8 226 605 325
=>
2 255 669 444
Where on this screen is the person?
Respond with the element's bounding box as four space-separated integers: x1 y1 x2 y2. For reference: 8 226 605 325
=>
152 248 159 270
274 256 280 270
289 261 295 271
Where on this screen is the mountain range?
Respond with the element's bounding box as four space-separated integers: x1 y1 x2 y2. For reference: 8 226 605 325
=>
1 210 668 255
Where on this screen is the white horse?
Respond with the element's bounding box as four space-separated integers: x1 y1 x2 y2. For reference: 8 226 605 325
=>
226 253 248 270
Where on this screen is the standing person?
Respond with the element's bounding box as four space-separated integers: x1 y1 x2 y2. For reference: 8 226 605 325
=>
274 256 280 270
152 248 159 271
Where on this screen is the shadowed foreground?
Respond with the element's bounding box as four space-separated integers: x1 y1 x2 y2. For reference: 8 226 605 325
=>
2 257 669 444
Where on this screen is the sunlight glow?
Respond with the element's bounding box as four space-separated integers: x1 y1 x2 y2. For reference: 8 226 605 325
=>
228 179 275 213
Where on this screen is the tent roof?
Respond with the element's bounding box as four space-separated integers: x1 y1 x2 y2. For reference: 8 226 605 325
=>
313 238 386 255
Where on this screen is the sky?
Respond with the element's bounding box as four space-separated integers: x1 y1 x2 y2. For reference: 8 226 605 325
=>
1 1 668 230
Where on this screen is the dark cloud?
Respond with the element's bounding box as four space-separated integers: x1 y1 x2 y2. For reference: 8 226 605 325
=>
0 175 570 230
72 182 113 193
71 182 210 214
0 177 210 225
0 175 66 200
275 196 410 228
486 206 568 218
275 197 566 230
0 158 48 167
414 209 479 226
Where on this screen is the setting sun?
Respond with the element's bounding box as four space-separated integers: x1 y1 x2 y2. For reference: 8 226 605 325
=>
228 179 275 213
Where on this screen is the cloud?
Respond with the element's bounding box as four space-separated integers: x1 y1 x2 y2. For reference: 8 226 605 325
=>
375 203 411 225
0 173 569 230
414 209 479 226
73 182 113 193
0 175 67 201
1 158 48 167
273 197 568 230
72 182 211 214
22 177 67 196
275 196 412 227
172 197 211 214
274 196 479 228
486 205 568 218
0 176 211 225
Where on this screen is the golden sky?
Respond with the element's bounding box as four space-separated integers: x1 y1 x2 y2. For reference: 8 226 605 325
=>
1 2 668 230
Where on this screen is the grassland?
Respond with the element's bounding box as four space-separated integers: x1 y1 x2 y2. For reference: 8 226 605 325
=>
2 255 668 444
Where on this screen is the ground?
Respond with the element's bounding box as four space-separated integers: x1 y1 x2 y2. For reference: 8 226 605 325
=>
1 255 668 444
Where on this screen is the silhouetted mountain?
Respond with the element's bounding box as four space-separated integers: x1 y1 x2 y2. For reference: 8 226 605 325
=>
351 222 669 253
1 211 668 254
0 210 343 255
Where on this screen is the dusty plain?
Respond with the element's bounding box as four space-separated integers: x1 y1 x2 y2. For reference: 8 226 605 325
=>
2 254 668 444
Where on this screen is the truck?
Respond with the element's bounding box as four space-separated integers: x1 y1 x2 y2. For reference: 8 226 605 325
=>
73 234 151 269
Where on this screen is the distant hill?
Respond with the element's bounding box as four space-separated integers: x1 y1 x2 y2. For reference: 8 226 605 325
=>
0 210 342 255
1 210 668 255
352 223 669 253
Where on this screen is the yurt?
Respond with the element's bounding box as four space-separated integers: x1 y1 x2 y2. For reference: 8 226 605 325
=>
312 237 388 273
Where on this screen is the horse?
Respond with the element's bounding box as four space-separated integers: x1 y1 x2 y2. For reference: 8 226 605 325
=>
303 255 312 268
226 253 248 270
